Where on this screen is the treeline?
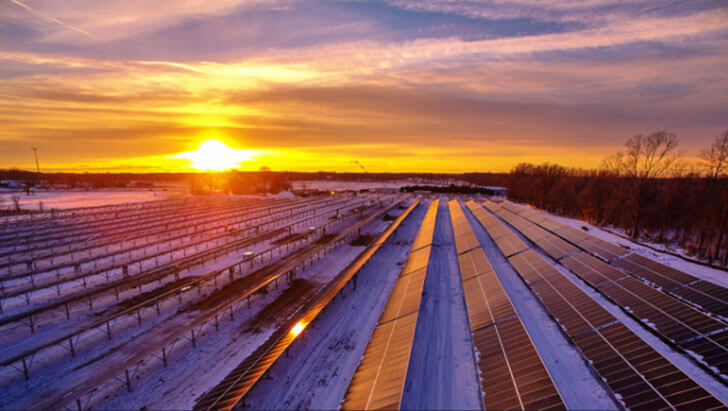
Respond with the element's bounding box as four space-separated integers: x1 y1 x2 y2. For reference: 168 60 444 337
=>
504 130 728 265
400 184 501 195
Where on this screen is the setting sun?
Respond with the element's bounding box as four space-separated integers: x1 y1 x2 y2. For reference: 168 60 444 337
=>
175 139 258 171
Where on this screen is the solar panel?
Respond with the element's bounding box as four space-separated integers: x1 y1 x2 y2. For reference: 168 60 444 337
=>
505 250 726 409
451 201 565 410
578 237 629 261
559 251 728 379
493 234 528 258
342 313 418 410
508 250 559 285
378 267 427 324
531 232 579 260
562 252 629 287
411 202 438 251
474 320 564 411
458 248 493 281
614 254 728 319
454 231 480 255
495 204 728 375
673 281 728 318
342 200 439 410
553 225 591 244
613 254 694 288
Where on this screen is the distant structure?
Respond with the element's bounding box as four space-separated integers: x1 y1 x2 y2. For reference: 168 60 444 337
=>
480 185 507 197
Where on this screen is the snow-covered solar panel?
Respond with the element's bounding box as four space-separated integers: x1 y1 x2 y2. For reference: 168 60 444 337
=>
506 250 727 409
342 200 439 410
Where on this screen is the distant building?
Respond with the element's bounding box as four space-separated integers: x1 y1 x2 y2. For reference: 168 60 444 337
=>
0 180 24 190
481 186 507 196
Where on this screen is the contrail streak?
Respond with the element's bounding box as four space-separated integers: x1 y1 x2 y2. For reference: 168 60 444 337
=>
9 0 92 37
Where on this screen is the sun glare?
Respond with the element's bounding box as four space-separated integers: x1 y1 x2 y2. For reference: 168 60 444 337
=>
176 139 257 171
290 321 306 337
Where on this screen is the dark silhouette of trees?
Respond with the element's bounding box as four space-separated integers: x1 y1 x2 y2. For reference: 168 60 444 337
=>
505 129 728 266
602 130 683 238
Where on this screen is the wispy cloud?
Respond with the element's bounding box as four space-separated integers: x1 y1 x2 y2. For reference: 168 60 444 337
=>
8 0 92 37
0 0 726 172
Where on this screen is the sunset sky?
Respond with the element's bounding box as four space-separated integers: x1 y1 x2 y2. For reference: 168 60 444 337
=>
1 0 727 173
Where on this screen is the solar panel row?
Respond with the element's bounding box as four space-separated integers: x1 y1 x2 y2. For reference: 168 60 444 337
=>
449 201 565 411
562 251 728 378
342 199 439 410
504 201 728 326
490 201 728 380
499 201 628 262
502 248 726 410
614 254 728 319
484 203 578 261
467 202 528 258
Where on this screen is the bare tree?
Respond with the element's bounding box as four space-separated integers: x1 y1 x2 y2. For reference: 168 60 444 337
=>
603 130 682 238
604 130 682 178
700 130 728 179
699 130 728 262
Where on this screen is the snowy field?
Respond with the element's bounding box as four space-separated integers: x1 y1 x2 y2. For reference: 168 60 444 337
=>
0 190 180 211
1 193 727 410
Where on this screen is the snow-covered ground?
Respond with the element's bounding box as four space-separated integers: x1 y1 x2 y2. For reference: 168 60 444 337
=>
0 190 181 211
401 200 482 410
240 203 426 410
3 193 728 410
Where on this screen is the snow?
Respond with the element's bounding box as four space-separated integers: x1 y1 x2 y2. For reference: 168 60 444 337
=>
0 196 385 409
0 190 179 211
4 193 727 410
525 205 728 288
88 199 405 409
461 201 618 410
401 199 482 410
240 203 426 410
